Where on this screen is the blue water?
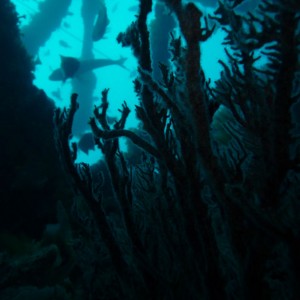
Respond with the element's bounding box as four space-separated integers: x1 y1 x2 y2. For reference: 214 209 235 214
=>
11 0 267 164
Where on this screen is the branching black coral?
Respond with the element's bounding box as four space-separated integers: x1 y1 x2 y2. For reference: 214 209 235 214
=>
53 0 300 299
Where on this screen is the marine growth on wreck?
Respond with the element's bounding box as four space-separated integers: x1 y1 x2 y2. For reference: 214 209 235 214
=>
1 0 300 299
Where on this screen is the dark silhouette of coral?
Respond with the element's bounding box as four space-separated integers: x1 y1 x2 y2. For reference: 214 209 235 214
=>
1 0 300 300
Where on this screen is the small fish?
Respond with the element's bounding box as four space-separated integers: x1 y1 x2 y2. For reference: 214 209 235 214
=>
59 40 71 48
33 55 42 65
92 1 109 41
128 5 139 12
51 89 62 101
49 55 127 82
62 22 71 28
78 132 95 154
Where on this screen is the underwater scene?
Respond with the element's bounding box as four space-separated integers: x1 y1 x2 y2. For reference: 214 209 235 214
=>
0 0 299 299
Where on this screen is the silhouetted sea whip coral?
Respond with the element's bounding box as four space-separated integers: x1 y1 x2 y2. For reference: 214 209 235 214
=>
54 0 300 299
